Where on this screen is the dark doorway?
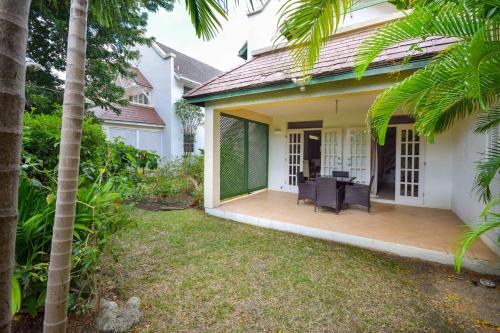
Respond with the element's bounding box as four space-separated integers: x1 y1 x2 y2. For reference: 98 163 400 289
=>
377 127 396 200
304 130 321 179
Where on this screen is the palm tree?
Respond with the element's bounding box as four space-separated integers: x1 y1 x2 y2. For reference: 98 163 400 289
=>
0 1 31 332
352 0 499 270
43 0 90 331
40 0 227 330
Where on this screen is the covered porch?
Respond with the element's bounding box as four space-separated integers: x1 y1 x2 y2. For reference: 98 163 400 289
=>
207 190 500 275
201 86 499 274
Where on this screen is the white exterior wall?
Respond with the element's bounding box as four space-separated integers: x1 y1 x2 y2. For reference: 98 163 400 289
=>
451 117 486 222
103 123 164 156
246 0 399 55
266 109 454 209
450 117 500 254
422 131 454 209
135 45 206 162
204 106 220 208
136 45 173 162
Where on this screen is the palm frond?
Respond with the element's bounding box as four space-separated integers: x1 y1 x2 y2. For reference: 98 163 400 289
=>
474 141 500 202
367 19 500 143
366 61 454 143
475 102 500 133
185 0 228 40
275 0 351 75
355 0 486 78
455 199 500 272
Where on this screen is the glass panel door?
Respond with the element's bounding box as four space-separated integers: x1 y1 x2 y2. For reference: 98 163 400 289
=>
285 130 303 192
396 125 424 204
344 128 370 184
321 129 342 176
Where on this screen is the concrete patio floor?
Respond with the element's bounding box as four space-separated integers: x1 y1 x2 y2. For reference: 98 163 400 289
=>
206 190 500 275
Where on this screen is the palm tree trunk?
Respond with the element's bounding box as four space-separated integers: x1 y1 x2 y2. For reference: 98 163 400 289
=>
0 1 31 332
43 0 88 332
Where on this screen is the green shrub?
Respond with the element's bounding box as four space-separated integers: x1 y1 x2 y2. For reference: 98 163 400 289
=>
22 111 160 195
23 110 106 180
14 175 133 316
15 110 160 316
134 155 204 205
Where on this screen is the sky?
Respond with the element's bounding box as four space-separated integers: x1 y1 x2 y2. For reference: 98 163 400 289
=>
146 3 248 71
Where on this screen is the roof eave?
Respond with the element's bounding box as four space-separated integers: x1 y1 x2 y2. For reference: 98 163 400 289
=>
184 59 430 107
101 119 165 127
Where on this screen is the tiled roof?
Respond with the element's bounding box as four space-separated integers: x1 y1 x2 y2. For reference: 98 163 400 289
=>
92 104 165 126
156 42 222 84
131 67 152 88
185 26 456 99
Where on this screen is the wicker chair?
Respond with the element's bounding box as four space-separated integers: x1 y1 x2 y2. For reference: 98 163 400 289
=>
344 176 375 212
315 177 340 214
332 171 349 178
297 172 316 204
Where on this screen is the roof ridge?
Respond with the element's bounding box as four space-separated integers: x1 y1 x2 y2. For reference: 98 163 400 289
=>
155 41 222 73
253 25 378 58
184 57 258 98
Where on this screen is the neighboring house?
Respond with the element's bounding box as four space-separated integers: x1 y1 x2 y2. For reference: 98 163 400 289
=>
93 42 222 161
184 0 500 268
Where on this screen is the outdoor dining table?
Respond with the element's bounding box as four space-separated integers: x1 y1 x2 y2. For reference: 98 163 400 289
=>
319 175 356 210
319 175 356 185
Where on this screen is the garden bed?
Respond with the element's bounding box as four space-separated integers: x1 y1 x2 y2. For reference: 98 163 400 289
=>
132 195 196 211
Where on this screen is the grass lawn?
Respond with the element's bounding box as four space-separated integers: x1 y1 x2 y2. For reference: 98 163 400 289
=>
101 209 500 332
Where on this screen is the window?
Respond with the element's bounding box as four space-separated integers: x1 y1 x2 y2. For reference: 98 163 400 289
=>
184 132 195 154
128 93 149 105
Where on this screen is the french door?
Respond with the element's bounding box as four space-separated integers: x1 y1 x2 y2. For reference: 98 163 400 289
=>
285 130 303 191
344 128 370 184
396 125 424 204
321 129 343 176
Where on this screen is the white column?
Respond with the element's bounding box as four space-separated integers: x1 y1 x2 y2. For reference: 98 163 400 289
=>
204 106 220 208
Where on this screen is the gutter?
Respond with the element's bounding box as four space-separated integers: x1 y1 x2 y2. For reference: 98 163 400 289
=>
103 120 165 128
185 59 430 106
174 73 201 89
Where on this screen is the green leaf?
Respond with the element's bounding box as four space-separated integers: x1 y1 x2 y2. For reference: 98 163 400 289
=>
184 0 227 41
455 200 500 272
11 276 21 315
275 0 351 75
125 153 137 164
25 295 39 317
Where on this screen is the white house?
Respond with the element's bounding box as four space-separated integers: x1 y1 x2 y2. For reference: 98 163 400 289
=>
93 41 222 162
184 0 500 273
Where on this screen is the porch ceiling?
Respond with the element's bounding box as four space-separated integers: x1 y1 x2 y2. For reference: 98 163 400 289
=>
220 92 379 118
216 190 499 265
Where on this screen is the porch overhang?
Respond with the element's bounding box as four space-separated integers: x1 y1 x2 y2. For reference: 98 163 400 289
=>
185 59 430 106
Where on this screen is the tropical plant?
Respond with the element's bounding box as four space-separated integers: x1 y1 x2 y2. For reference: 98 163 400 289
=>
0 1 32 331
135 155 204 204
14 175 131 319
22 111 107 181
352 0 499 270
175 98 204 155
43 1 174 329
43 1 92 330
274 0 352 74
455 198 500 271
